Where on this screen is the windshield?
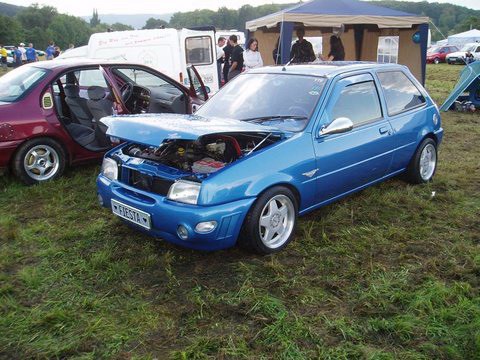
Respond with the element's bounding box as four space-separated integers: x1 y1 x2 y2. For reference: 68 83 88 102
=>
196 73 326 132
427 46 441 54
0 66 48 102
460 44 476 52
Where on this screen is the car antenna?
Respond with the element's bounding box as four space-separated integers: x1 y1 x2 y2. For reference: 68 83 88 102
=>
282 56 294 71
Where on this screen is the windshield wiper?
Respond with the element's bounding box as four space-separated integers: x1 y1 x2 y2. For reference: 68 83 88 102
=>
241 115 308 123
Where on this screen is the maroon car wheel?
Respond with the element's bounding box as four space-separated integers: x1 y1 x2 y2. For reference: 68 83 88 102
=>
12 138 66 185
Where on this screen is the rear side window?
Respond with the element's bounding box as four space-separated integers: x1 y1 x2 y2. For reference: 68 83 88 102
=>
377 71 425 115
185 36 213 65
331 80 382 126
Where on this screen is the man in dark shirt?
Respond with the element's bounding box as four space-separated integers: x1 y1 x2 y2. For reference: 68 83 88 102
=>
228 35 243 81
222 41 233 84
290 27 316 63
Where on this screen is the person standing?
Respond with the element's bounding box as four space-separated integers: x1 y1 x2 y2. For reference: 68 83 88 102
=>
222 39 233 85
13 46 23 67
54 46 61 58
228 35 243 81
25 43 38 63
18 43 27 64
216 36 226 87
0 45 7 72
321 35 345 61
45 41 55 60
290 27 316 63
243 38 263 70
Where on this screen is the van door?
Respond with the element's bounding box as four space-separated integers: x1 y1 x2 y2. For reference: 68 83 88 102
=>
180 29 219 93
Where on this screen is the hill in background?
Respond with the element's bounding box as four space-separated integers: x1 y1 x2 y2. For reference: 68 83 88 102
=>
0 1 24 16
80 13 172 29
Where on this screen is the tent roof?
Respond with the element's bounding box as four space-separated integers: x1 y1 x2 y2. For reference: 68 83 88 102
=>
246 0 429 30
448 29 480 39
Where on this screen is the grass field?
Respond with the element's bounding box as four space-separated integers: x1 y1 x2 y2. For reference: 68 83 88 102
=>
1 64 479 359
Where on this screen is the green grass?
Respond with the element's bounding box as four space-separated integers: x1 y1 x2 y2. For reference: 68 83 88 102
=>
1 64 479 359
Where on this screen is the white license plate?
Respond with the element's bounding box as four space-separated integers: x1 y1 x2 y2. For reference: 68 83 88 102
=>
111 199 151 230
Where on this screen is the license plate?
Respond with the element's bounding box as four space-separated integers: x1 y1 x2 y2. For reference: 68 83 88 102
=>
111 199 151 230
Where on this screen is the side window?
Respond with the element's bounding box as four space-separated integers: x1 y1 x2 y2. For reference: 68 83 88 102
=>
77 69 108 88
330 79 382 126
185 36 213 65
377 71 425 115
114 68 169 88
475 46 480 53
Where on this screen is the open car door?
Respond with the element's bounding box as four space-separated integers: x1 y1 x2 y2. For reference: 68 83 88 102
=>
187 65 209 102
99 65 129 114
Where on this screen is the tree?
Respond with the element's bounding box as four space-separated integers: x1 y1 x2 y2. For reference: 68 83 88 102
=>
110 23 134 31
143 18 169 29
46 14 91 49
16 4 58 47
90 9 100 27
0 15 24 44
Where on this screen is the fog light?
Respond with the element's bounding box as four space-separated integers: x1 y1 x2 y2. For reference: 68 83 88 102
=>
177 225 189 240
195 221 217 234
97 194 104 206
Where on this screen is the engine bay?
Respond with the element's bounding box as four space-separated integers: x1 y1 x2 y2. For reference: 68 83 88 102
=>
122 132 282 175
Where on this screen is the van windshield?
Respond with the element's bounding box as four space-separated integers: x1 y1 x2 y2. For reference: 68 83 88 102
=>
0 66 49 102
196 73 326 132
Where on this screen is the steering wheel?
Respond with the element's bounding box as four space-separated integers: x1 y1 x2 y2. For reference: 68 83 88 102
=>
120 82 134 103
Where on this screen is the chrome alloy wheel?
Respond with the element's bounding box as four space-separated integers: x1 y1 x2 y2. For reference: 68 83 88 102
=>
259 194 295 249
23 144 60 181
419 143 436 181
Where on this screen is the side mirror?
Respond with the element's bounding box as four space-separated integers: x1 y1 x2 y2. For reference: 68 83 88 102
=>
319 117 354 136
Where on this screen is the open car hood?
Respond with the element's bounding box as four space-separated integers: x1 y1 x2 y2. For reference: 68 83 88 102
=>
101 114 285 145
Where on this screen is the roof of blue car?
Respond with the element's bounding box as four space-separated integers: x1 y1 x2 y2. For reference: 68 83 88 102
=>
246 61 405 77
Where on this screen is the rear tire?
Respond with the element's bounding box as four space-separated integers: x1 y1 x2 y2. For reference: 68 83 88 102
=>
405 138 437 184
12 138 66 185
433 57 440 64
238 186 298 254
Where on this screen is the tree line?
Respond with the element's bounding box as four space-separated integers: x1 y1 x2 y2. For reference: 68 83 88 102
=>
1 1 479 50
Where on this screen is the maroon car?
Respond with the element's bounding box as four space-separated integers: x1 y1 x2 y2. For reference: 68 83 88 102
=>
0 59 208 184
426 45 459 64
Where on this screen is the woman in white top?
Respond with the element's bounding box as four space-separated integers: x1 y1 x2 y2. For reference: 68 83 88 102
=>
243 38 263 70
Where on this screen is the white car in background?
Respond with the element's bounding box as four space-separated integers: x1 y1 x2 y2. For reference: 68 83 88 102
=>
446 43 480 64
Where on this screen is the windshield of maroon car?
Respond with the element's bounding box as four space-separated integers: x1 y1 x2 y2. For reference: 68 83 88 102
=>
0 66 49 102
195 73 327 132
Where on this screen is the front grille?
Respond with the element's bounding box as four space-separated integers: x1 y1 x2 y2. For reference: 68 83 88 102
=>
129 169 174 196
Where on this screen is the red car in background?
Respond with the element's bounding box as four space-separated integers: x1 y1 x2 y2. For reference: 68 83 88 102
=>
0 60 208 184
427 45 459 64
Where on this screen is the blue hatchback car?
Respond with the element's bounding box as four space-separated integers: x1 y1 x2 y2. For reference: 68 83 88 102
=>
97 63 443 254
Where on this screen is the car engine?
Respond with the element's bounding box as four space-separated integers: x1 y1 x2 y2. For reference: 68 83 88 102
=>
122 133 280 174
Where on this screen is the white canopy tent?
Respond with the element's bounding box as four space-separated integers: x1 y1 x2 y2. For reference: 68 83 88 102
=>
447 29 480 47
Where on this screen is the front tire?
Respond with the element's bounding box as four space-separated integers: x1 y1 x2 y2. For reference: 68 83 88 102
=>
12 138 66 185
405 138 437 184
239 186 298 254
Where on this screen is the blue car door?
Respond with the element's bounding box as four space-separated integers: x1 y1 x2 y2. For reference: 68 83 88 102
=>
312 73 395 203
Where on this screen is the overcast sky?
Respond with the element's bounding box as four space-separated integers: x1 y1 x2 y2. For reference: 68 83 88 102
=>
4 0 480 16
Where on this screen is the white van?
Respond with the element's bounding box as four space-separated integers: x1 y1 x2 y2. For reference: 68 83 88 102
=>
82 28 218 93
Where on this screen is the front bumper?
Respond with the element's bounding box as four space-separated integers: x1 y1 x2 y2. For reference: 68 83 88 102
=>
97 175 255 251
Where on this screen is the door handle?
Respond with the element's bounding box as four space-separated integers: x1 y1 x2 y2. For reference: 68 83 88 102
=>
379 127 391 135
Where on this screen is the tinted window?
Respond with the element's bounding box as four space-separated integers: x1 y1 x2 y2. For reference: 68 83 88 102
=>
185 36 213 65
330 81 382 126
0 66 48 102
377 71 425 115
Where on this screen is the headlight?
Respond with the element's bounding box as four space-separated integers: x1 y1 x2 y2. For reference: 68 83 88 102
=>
101 157 118 180
167 180 201 205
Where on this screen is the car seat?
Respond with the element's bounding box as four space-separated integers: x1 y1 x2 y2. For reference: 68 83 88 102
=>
87 86 114 147
64 84 94 128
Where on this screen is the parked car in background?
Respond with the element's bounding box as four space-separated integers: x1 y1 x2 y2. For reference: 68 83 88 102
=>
97 63 443 254
446 43 480 64
427 45 459 64
0 59 207 184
